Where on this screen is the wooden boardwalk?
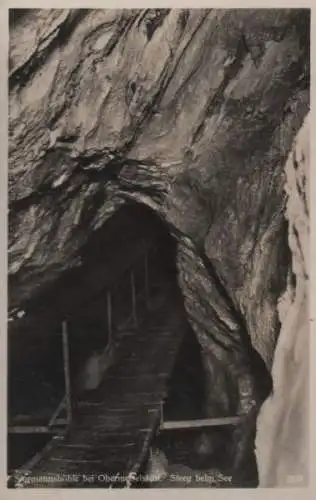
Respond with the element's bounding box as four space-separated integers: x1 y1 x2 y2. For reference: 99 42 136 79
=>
11 288 188 488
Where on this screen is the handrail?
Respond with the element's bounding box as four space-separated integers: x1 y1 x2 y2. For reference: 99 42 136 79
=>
125 408 162 488
160 416 243 430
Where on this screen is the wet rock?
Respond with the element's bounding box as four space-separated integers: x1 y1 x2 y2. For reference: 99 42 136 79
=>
256 114 309 487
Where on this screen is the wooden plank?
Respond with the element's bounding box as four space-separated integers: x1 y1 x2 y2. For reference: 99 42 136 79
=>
8 426 54 434
160 401 164 427
144 246 149 301
77 400 104 407
62 443 93 450
50 457 103 464
62 320 72 424
51 418 68 426
63 442 135 450
160 416 243 430
106 290 112 344
130 270 137 327
8 419 67 433
12 294 187 484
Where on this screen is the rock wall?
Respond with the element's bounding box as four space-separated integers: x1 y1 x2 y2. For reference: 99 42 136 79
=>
8 9 310 483
256 114 309 487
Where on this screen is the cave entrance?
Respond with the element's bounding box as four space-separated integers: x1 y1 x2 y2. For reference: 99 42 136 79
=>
8 201 183 472
61 201 180 399
8 200 246 487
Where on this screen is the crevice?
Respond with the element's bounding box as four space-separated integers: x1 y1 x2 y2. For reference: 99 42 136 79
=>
83 13 137 58
8 151 127 212
142 9 171 42
46 60 84 129
191 32 250 145
159 11 210 99
292 149 309 219
292 225 308 280
198 248 251 348
121 12 210 153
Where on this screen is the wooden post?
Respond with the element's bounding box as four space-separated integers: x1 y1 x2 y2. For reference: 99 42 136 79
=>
160 401 164 427
106 290 112 345
48 395 66 428
131 270 137 327
144 246 149 302
62 320 72 425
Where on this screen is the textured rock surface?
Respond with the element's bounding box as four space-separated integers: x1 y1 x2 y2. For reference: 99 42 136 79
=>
256 114 309 487
8 9 310 483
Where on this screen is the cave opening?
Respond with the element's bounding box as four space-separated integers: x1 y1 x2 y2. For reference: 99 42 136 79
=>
7 200 257 488
8 201 207 476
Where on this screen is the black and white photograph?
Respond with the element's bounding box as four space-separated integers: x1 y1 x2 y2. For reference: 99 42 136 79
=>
6 7 310 490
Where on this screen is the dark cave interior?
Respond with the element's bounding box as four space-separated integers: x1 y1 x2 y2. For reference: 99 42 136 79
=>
8 201 258 486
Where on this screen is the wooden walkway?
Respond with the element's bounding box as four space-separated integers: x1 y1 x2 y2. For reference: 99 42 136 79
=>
11 289 188 488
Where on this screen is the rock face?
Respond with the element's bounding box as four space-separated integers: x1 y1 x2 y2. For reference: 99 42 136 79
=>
8 9 310 483
256 114 309 487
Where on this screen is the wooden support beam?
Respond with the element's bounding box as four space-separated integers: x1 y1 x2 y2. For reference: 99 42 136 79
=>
62 320 72 425
106 290 112 344
50 418 68 426
48 395 66 428
160 401 164 428
130 270 137 327
160 416 243 431
8 419 68 434
126 408 161 488
144 246 149 301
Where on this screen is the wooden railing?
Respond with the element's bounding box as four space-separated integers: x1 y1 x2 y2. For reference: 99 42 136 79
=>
8 239 159 436
9 236 243 441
